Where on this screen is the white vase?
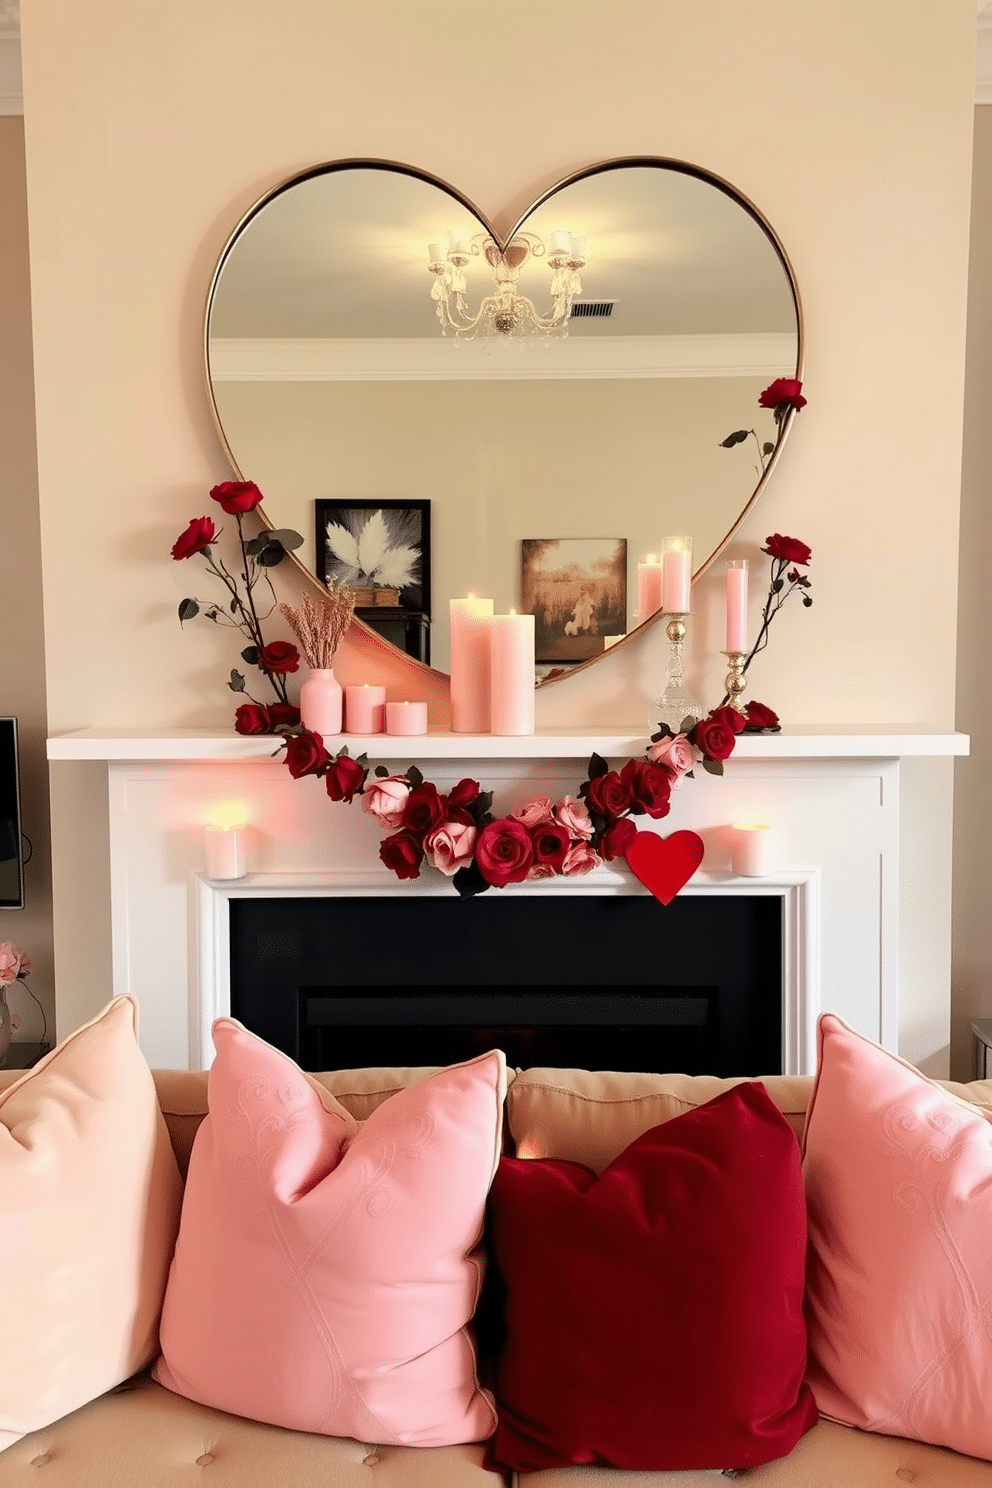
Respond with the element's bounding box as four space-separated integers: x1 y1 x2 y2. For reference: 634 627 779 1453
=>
0 987 10 1068
299 667 343 737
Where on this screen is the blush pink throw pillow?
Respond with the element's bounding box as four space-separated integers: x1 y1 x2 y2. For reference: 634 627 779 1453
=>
0 995 183 1453
154 1021 505 1446
803 1013 992 1461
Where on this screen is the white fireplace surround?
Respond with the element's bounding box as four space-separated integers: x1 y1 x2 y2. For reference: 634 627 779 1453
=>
48 725 967 1075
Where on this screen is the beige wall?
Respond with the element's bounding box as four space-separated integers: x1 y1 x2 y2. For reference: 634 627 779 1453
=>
0 116 53 1044
17 0 977 1059
952 105 992 1078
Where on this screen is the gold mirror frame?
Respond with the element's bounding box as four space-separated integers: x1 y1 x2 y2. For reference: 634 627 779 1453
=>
203 156 804 688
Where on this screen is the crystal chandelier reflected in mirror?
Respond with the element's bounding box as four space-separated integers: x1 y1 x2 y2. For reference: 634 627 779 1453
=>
426 228 587 338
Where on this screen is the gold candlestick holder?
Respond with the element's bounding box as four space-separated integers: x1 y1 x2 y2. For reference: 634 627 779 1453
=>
723 651 748 717
649 614 704 733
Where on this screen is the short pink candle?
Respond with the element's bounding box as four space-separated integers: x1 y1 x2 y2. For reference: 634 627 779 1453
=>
662 537 692 613
449 597 494 733
385 700 428 736
725 560 749 652
345 684 386 734
636 556 663 621
490 611 535 736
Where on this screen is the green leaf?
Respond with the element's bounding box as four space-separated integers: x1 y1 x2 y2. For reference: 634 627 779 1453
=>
374 765 389 778
257 544 286 567
406 764 424 788
650 724 673 743
228 669 246 694
586 751 609 780
178 598 199 624
762 441 775 456
241 645 259 665
679 716 697 735
230 597 239 613
266 528 305 551
719 429 749 448
243 534 270 557
475 790 494 817
204 609 220 623
701 756 724 776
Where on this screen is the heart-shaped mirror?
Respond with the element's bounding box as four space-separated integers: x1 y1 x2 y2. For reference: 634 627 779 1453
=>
204 157 802 683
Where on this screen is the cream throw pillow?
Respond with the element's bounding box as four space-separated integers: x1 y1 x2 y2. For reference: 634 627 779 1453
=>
0 995 183 1452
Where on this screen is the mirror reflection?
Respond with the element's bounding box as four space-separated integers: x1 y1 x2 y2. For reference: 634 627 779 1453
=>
205 158 801 680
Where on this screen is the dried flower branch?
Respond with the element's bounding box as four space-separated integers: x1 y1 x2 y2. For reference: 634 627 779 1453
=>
279 585 356 669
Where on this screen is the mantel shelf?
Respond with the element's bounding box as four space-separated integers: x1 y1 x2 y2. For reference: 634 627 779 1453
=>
47 724 969 763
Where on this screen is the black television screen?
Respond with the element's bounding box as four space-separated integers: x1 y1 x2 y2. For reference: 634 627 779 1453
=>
0 719 24 909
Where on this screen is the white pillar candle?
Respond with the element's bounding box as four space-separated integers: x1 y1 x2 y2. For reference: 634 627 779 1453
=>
449 596 494 733
636 556 663 622
662 536 692 613
204 826 248 881
490 611 535 736
730 823 774 878
345 684 386 734
385 700 428 736
726 560 749 652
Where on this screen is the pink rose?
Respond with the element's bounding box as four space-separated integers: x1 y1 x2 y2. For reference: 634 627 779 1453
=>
555 795 594 841
0 942 28 986
526 862 558 880
424 818 478 876
562 842 601 877
362 774 411 828
647 733 696 779
510 795 556 828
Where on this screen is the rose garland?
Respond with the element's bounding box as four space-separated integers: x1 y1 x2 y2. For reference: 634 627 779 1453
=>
278 699 778 897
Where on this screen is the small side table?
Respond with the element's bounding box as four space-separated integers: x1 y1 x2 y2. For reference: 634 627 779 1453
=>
1 1041 49 1071
970 1020 992 1081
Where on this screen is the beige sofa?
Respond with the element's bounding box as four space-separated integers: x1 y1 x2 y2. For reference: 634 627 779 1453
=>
2 1059 992 1487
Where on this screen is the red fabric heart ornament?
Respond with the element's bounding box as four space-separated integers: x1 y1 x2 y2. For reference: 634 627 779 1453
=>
625 829 704 904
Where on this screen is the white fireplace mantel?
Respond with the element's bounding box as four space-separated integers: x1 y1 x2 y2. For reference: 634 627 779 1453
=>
48 725 968 1076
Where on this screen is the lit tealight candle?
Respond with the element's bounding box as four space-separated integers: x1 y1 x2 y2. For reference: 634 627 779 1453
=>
345 684 386 734
730 822 774 878
662 535 692 613
385 700 428 736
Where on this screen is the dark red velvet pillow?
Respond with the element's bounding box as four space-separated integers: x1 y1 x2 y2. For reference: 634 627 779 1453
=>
486 1081 817 1473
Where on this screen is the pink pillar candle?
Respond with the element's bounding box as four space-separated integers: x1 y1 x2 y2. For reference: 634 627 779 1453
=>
725 560 749 652
661 537 692 613
490 612 535 736
636 557 663 621
345 684 386 734
385 700 428 736
449 597 494 733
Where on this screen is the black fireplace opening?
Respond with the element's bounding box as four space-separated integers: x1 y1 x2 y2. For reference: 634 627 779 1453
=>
229 893 782 1077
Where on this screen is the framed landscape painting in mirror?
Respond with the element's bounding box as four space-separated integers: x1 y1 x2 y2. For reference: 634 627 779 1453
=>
205 156 802 685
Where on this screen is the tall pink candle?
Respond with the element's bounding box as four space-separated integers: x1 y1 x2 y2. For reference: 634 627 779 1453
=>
636 556 663 621
725 560 749 652
385 700 428 736
661 537 692 613
345 684 386 733
490 612 535 736
449 597 494 733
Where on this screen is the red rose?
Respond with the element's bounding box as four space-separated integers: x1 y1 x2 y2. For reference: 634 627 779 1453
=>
709 704 746 735
258 640 300 674
758 378 806 412
619 758 673 820
325 754 366 803
171 515 217 560
475 818 534 888
284 730 329 779
744 701 779 730
583 770 633 822
402 783 446 838
531 822 571 873
599 817 638 862
762 534 812 566
379 830 424 881
209 480 264 515
234 702 271 735
693 711 740 762
268 703 301 729
448 778 481 809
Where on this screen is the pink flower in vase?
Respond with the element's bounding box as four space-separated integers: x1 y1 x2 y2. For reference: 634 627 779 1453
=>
424 819 477 876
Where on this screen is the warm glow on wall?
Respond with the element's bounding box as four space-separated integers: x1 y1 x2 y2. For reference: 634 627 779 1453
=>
204 803 249 832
